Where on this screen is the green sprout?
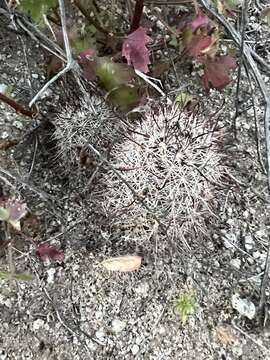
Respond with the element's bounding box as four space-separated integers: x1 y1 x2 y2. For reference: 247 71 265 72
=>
175 292 196 324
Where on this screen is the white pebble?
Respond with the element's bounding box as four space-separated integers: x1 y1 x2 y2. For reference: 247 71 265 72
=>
131 344 140 356
111 319 126 334
232 294 256 320
33 319 45 330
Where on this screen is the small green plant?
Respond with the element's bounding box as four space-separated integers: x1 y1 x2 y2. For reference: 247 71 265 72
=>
175 292 196 324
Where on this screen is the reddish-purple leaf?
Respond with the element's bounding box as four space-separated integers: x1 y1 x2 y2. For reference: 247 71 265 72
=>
122 27 152 73
218 55 237 68
191 13 210 32
186 34 213 58
36 243 64 263
202 55 237 91
78 49 97 81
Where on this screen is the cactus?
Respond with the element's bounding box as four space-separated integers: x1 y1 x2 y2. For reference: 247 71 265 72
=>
53 95 123 170
92 104 223 246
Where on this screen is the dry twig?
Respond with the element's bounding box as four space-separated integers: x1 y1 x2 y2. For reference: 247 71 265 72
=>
199 0 270 318
29 0 79 107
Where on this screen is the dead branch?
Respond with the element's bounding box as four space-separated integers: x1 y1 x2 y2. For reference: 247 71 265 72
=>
29 0 80 107
0 93 36 118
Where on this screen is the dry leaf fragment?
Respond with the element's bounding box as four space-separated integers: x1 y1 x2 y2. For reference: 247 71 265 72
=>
261 7 270 26
216 325 236 345
101 255 141 272
0 138 18 150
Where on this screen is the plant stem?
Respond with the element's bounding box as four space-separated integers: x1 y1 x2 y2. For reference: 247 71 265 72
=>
74 0 109 35
130 0 144 32
0 93 36 118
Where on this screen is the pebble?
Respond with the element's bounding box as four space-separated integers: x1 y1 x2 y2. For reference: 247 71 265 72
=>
134 282 149 297
111 319 126 334
33 319 44 330
253 251 261 259
244 235 255 251
46 268 56 284
231 294 256 320
131 344 140 356
95 329 105 340
222 232 238 249
230 258 241 270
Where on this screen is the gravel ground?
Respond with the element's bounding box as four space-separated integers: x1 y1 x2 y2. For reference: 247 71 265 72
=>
1 3 270 360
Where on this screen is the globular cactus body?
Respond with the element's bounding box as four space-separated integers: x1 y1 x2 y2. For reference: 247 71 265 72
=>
53 95 122 169
93 104 222 246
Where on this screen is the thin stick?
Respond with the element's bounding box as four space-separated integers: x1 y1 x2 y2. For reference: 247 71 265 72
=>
130 0 144 32
199 0 270 318
29 0 78 107
73 0 109 35
0 167 53 202
232 318 269 353
233 0 248 137
0 93 35 118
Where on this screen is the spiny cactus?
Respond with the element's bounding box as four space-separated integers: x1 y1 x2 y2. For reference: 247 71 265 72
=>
92 104 223 247
53 95 123 169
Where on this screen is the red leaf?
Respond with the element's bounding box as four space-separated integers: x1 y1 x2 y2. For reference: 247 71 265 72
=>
122 27 152 73
78 49 97 81
186 34 212 58
191 13 210 32
202 55 237 91
36 243 64 263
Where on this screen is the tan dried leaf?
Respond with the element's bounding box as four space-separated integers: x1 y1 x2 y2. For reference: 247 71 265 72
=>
261 7 270 26
101 255 142 272
216 325 236 346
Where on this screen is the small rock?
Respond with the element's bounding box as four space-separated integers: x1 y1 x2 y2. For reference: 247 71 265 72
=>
32 73 39 79
255 229 266 238
230 258 241 270
134 282 149 297
33 319 45 330
131 344 140 356
111 319 126 334
95 329 105 341
252 251 261 259
223 232 237 249
46 268 56 284
136 337 143 345
244 234 254 252
231 294 256 320
158 325 166 335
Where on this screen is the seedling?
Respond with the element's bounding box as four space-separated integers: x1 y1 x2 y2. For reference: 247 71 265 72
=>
175 292 196 324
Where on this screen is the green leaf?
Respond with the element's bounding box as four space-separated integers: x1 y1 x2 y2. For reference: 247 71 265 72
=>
96 59 134 91
175 92 193 107
0 271 33 281
109 85 141 108
71 24 97 54
182 27 193 46
169 34 179 48
0 207 10 221
20 0 57 23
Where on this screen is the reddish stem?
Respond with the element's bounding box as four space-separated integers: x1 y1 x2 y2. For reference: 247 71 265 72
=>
0 93 35 119
130 0 144 33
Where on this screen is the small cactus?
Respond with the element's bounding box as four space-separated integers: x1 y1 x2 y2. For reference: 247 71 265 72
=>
92 104 223 247
53 95 123 170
